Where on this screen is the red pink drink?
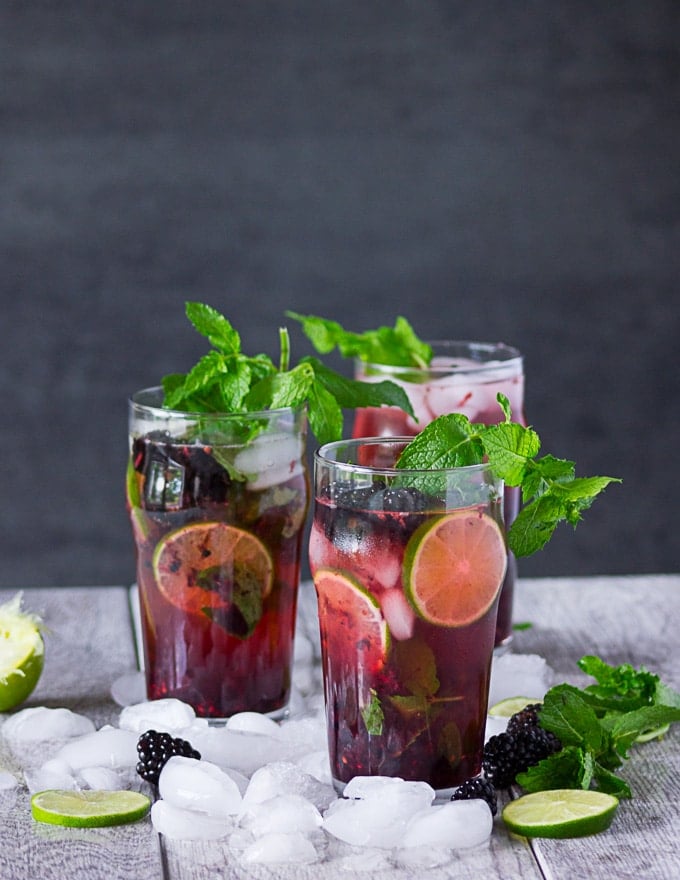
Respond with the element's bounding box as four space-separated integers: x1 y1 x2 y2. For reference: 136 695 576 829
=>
309 438 507 794
127 388 309 718
353 341 524 648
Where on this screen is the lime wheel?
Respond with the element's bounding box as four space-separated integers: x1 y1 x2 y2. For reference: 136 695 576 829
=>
403 510 506 627
152 522 273 629
313 568 389 671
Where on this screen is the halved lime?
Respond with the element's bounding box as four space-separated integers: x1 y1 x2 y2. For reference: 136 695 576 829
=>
31 790 151 827
0 593 44 712
502 789 619 838
403 511 507 628
313 568 389 670
489 696 537 718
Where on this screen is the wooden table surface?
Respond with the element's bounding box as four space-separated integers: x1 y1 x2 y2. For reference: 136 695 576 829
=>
0 574 678 880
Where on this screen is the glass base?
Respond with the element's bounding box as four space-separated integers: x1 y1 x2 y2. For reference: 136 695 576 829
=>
332 776 461 802
204 702 290 726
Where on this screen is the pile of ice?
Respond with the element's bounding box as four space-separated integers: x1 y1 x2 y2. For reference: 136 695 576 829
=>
0 643 553 868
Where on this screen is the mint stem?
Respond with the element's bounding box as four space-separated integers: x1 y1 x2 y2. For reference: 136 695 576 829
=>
279 327 290 373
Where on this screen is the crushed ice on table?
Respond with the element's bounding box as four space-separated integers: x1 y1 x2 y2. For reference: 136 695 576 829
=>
6 648 555 860
159 756 243 818
2 707 95 743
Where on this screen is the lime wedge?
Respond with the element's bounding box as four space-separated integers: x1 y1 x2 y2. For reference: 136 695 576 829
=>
502 789 619 838
31 790 151 827
0 593 44 712
488 696 537 718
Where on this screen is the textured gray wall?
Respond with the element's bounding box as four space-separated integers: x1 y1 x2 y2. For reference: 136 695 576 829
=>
2 2 678 587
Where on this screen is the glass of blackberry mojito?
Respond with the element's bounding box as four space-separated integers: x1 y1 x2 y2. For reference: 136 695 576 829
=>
127 388 309 719
309 437 507 795
353 341 524 649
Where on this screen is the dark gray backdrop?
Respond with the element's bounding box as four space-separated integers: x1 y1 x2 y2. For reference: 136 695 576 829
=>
2 2 678 588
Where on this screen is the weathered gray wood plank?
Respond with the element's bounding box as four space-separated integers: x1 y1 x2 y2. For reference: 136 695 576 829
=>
513 574 680 880
0 587 162 880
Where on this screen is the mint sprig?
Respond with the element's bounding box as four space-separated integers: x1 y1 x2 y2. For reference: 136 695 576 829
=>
286 311 432 368
160 302 415 446
395 393 620 557
516 657 680 797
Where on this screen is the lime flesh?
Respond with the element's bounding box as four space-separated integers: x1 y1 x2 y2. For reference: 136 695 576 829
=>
502 789 619 839
31 790 151 827
0 593 44 712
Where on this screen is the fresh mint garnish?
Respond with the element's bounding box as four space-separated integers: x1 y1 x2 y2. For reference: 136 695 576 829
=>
395 393 620 557
516 656 680 797
160 302 415 446
286 311 432 368
361 689 385 736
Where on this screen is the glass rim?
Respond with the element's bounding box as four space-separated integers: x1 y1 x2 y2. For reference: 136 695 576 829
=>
129 385 305 421
315 436 501 479
357 340 523 374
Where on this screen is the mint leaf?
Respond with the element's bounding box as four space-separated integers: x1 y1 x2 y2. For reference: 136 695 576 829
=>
577 656 660 712
303 357 416 419
306 379 343 446
591 762 633 798
517 746 594 792
506 493 565 557
605 705 680 759
159 302 415 446
361 690 384 735
394 639 440 698
186 301 241 355
287 311 432 367
540 684 609 754
480 422 541 485
395 413 485 470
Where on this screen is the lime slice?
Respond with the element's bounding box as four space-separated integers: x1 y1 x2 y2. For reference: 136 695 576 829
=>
0 593 44 712
31 790 151 827
502 789 619 839
313 568 389 670
403 511 507 627
489 697 538 718
152 522 273 635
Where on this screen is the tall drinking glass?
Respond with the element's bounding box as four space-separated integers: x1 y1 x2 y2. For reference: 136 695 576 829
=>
353 341 523 648
309 437 507 795
127 388 309 719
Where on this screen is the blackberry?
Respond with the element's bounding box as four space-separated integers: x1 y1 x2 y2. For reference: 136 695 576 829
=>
136 729 201 785
451 777 498 816
506 702 543 735
482 727 562 789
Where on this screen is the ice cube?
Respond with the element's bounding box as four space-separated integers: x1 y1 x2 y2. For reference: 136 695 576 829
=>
242 761 336 813
159 756 242 818
111 671 147 707
277 716 326 753
78 766 127 791
240 831 318 865
379 589 415 641
488 653 553 707
189 727 295 776
401 799 493 849
24 758 76 794
233 433 305 491
0 772 18 791
293 750 332 786
2 707 95 742
243 793 322 837
151 799 230 840
225 712 282 738
55 726 138 771
323 777 436 849
118 698 200 735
